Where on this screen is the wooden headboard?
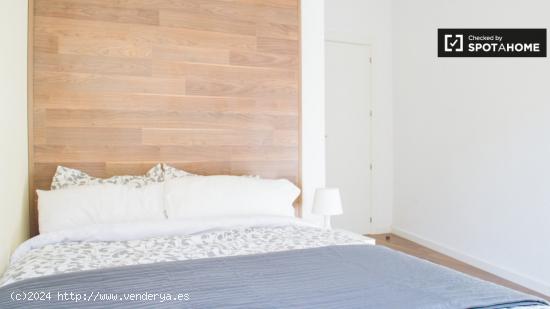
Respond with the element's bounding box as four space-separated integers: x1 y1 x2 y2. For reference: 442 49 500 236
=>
28 0 301 236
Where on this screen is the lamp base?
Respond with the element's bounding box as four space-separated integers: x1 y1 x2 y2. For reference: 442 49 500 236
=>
323 216 332 229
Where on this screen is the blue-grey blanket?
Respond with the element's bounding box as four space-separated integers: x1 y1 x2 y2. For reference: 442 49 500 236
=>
0 245 547 308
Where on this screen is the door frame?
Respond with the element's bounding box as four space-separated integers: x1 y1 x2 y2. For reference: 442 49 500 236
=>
324 38 374 234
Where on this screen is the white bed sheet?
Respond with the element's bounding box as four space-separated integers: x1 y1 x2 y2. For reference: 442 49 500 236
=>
1 216 546 308
1 216 372 287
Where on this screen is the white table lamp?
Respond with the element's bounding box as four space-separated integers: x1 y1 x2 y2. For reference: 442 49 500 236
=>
312 188 343 229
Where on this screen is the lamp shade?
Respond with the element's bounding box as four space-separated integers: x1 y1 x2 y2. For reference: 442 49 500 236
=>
312 188 343 216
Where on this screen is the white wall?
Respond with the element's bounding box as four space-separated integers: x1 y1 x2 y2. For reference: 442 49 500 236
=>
393 0 550 296
301 0 325 225
325 0 394 233
0 0 29 273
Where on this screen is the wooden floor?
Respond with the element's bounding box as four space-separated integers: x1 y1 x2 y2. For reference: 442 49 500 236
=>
369 234 549 301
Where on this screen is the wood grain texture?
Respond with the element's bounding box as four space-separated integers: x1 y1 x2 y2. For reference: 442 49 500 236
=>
371 234 550 300
30 0 301 236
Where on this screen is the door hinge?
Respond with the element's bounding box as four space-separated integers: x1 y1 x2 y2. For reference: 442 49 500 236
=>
369 57 372 64
369 110 373 117
369 163 373 171
369 217 373 223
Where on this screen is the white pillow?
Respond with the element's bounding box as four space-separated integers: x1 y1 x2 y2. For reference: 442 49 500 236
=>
164 176 300 219
37 183 165 234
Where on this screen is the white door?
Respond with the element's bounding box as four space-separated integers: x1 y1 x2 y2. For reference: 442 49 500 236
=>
325 41 372 235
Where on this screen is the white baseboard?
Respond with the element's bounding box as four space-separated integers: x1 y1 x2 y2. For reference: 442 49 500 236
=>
392 227 550 298
369 226 392 234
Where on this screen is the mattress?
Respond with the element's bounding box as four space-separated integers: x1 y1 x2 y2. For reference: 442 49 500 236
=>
0 216 547 308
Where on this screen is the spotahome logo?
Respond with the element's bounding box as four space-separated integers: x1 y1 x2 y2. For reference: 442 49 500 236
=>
438 29 546 57
444 34 463 52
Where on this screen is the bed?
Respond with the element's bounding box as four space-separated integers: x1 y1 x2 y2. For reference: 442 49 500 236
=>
1 219 548 308
5 164 549 308
1 166 547 308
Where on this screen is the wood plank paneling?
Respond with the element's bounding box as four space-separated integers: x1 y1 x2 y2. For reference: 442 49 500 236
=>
257 37 299 55
36 109 298 130
34 145 298 163
142 128 276 146
185 76 297 99
35 127 143 146
35 0 160 26
35 0 201 11
34 34 58 54
153 45 229 65
154 26 257 51
257 22 299 40
30 0 301 236
35 71 187 95
35 53 152 76
159 9 256 36
198 1 298 26
34 92 298 115
229 50 299 69
151 61 297 80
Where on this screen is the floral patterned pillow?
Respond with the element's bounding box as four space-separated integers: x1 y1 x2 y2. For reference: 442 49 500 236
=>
162 164 196 180
50 164 164 190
